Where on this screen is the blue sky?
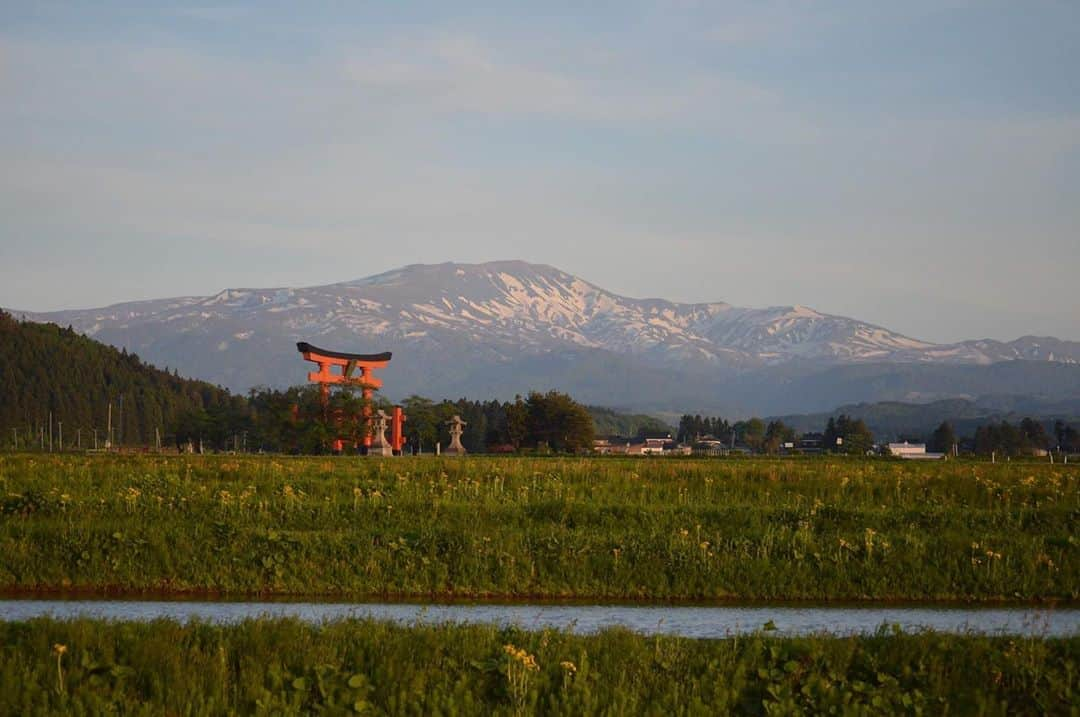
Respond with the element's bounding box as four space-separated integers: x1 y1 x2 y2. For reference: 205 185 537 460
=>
1 1 1077 343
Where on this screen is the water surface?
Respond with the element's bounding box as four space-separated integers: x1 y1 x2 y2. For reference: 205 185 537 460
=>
2 600 1076 637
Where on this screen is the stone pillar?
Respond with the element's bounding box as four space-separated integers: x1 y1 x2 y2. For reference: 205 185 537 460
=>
444 415 467 456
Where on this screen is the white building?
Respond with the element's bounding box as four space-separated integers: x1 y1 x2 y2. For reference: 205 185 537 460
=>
887 441 944 460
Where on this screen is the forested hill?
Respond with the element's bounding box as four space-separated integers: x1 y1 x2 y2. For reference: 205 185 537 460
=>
587 406 672 438
0 311 237 447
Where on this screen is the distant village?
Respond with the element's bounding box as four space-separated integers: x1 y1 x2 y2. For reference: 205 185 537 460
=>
592 433 954 458
594 427 1068 461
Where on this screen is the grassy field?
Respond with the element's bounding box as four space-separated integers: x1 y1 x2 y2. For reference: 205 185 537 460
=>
0 453 1076 601
2 618 1077 715
3 618 1077 715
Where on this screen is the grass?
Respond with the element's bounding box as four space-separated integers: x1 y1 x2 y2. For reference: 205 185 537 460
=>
1 617 1076 715
0 453 1076 601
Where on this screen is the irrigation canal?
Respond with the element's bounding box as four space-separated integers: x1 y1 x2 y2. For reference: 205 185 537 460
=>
1 600 1077 637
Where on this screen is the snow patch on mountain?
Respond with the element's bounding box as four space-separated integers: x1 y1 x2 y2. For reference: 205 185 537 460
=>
10 261 1078 399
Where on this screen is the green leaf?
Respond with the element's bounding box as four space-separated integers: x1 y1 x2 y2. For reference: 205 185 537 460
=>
348 674 367 689
291 677 307 691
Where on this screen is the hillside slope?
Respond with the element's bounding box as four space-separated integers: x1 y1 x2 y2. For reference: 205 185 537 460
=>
0 311 236 447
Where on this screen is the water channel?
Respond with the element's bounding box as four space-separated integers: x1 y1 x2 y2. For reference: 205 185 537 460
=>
1 599 1077 638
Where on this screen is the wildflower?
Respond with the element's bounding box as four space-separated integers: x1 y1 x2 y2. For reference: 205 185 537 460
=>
53 644 67 695
560 660 577 673
503 644 539 671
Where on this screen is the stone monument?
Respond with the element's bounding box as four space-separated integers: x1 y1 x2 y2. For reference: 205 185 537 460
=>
368 410 393 456
444 415 467 456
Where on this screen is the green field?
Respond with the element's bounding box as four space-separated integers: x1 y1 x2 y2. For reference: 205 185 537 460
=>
2 618 1076 715
1 454 1076 601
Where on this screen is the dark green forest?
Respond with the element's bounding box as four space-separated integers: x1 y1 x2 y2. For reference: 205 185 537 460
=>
0 310 237 449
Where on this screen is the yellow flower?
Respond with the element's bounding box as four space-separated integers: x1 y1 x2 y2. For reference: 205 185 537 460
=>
560 661 577 673
52 644 67 656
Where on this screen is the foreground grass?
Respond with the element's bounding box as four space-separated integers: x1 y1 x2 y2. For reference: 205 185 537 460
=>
0 454 1076 601
1 618 1076 715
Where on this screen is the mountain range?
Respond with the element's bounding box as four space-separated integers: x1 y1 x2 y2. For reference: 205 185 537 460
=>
11 260 1080 415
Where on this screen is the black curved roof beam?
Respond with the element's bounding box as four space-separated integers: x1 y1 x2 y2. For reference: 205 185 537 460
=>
296 342 392 362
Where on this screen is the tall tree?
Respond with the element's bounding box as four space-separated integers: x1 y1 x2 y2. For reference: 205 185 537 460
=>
523 390 595 453
929 421 957 454
764 420 794 454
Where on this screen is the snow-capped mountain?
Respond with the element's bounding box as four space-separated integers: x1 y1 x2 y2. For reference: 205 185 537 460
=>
11 261 1080 414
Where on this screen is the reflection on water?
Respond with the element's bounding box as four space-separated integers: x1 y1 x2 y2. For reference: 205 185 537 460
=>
1 600 1076 637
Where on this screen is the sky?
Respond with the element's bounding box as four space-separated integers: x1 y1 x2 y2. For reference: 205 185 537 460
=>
1 1 1078 344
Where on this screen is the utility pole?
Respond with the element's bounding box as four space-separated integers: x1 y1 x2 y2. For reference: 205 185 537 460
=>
118 395 124 447
48 412 53 452
155 427 161 452
106 402 113 450
93 428 98 450
58 421 63 452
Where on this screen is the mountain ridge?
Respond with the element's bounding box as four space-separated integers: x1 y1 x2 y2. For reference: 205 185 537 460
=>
8 260 1080 414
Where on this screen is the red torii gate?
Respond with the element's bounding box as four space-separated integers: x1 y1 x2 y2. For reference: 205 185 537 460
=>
296 342 405 454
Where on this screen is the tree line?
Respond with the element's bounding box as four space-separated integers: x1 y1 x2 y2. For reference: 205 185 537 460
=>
676 413 873 455
679 410 1079 457
917 418 1077 457
172 389 596 454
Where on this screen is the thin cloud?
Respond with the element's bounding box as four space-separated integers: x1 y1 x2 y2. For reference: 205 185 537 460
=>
171 6 250 22
342 32 780 124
